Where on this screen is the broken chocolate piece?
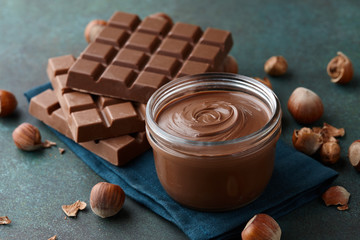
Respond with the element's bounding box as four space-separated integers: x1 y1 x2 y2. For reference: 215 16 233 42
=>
47 55 145 142
29 89 150 166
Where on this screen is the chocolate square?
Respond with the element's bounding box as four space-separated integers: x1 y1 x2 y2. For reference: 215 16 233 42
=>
81 42 117 65
188 44 222 67
108 11 141 31
112 48 149 70
47 55 75 79
144 54 181 77
168 22 203 44
199 27 233 53
137 16 171 37
95 26 129 47
125 31 160 53
99 65 137 88
68 58 104 83
177 60 212 78
157 37 192 60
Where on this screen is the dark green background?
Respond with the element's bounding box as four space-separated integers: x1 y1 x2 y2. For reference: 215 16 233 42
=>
1 0 359 239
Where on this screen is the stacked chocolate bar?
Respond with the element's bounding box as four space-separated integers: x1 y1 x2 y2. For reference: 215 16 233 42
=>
28 11 234 166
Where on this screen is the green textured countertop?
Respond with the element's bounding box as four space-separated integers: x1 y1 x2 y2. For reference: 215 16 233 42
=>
1 0 359 239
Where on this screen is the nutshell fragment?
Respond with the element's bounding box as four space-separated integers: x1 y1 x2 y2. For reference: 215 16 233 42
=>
322 186 350 211
59 147 65 154
61 200 87 217
43 140 57 148
0 216 11 225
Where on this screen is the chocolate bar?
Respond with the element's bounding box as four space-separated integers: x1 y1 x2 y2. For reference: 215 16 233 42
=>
47 55 145 142
29 89 149 166
66 11 233 103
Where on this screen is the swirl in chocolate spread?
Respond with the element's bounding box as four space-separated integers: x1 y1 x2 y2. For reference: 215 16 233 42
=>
156 91 271 142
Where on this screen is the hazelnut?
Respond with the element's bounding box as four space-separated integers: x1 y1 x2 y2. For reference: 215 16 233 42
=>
320 142 341 165
12 123 56 151
322 186 350 211
223 55 238 74
254 77 272 89
292 127 323 156
0 89 17 117
348 140 360 171
264 56 288 76
84 19 107 43
90 182 125 218
149 12 173 26
287 87 324 124
12 123 43 151
327 52 353 84
241 213 281 240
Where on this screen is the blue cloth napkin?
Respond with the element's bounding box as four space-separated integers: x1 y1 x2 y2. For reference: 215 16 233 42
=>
25 82 338 240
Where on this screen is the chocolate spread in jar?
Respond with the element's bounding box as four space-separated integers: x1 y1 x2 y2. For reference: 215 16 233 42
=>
156 91 271 141
149 88 280 211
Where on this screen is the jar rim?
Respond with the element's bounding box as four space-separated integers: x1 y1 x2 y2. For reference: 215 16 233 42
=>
146 73 282 147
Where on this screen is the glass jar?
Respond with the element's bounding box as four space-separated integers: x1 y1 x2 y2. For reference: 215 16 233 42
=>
145 73 282 211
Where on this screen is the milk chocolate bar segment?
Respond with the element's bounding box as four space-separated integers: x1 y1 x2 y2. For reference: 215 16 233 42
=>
124 32 160 53
144 54 181 78
112 48 149 70
47 54 75 79
48 55 145 142
68 58 104 83
95 26 129 47
156 37 192 59
29 89 149 166
167 22 203 44
108 11 141 31
28 89 72 137
81 42 117 64
66 11 233 103
81 131 149 166
188 44 223 68
176 60 211 78
199 28 233 53
137 16 171 37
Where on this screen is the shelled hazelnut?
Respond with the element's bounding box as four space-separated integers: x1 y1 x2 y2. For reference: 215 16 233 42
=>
320 142 341 165
264 56 288 76
287 87 323 124
348 140 360 171
0 89 17 117
241 213 281 240
327 52 353 84
90 182 125 218
292 127 323 156
292 123 345 165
